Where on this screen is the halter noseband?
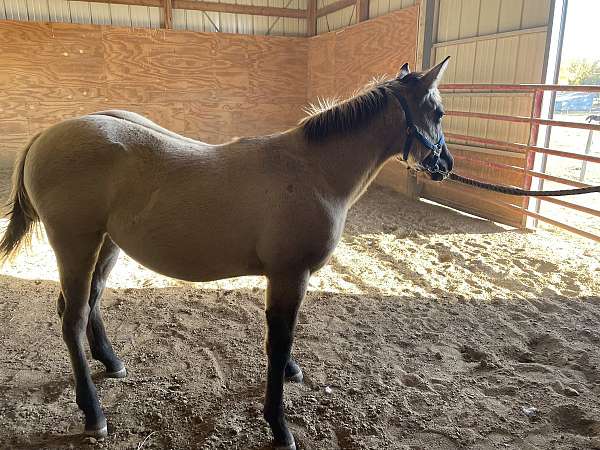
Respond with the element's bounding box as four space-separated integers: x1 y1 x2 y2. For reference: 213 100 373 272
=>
393 92 446 175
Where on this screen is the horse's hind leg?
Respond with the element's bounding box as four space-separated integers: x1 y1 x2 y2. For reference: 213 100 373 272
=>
263 269 309 450
86 236 125 377
50 230 108 436
56 236 124 376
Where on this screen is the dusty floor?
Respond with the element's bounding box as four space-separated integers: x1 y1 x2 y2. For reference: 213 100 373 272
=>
1 170 599 449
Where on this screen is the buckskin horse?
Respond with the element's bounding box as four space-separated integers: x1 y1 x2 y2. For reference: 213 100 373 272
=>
0 58 452 449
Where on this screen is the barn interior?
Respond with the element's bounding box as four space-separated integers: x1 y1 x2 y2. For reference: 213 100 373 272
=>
0 0 599 449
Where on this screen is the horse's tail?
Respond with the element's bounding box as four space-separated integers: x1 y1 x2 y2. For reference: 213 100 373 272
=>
0 133 41 264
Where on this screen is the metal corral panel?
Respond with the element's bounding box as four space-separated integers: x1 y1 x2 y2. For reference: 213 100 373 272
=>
0 0 306 35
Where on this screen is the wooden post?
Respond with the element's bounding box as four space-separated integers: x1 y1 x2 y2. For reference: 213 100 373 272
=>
164 0 173 29
357 0 369 22
406 169 422 200
307 0 317 36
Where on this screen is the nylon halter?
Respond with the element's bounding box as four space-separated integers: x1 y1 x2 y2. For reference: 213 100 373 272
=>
392 92 446 175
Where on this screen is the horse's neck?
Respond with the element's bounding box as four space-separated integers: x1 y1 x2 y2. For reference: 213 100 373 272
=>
313 107 404 204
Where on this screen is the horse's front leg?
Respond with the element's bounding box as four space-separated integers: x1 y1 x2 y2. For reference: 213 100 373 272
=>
264 269 309 450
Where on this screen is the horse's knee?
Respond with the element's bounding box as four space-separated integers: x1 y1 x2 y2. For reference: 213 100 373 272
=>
61 306 90 343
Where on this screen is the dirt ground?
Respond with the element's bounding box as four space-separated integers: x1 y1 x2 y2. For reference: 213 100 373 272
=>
1 168 600 450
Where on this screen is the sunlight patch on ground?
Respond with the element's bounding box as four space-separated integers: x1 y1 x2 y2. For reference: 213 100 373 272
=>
1 185 598 302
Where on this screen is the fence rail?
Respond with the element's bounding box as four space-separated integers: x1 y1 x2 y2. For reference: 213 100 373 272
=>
439 83 600 243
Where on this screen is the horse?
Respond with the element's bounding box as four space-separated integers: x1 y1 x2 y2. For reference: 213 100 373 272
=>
0 57 452 450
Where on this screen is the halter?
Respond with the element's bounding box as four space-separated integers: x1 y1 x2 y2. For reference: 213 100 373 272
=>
392 92 446 175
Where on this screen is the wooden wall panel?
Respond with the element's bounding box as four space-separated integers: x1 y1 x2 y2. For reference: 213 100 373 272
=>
0 20 308 163
307 31 336 98
308 6 419 196
308 7 418 101
1 7 420 201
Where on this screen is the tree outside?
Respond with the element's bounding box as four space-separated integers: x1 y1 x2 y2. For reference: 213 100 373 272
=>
559 59 600 86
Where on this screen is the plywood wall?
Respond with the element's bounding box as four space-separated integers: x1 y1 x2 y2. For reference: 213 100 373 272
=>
0 20 308 166
309 6 418 99
1 7 420 169
308 5 419 194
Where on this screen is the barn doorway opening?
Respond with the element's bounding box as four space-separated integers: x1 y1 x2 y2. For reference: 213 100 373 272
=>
530 0 600 239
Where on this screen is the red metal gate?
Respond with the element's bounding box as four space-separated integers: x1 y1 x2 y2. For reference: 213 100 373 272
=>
426 83 600 242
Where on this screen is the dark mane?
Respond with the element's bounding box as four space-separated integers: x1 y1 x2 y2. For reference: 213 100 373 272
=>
300 78 393 141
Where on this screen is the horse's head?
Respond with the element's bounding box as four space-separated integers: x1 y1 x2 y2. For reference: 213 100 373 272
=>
388 57 453 181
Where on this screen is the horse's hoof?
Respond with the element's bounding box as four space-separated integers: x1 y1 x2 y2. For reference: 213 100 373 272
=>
84 424 108 438
284 360 303 383
105 367 127 378
273 437 296 450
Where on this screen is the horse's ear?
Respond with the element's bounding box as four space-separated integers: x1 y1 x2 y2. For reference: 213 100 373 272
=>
421 56 451 89
397 63 410 79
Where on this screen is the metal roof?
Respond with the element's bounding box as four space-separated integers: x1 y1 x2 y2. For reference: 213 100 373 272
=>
0 0 415 35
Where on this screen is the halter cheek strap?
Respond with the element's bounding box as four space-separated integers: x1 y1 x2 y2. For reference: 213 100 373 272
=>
394 93 446 174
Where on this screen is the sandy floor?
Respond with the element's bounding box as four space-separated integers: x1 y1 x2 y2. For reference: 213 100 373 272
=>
1 170 599 449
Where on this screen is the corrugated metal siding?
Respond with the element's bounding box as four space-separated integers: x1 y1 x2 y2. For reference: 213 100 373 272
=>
0 0 306 35
317 1 356 35
370 0 414 20
0 0 162 28
433 0 551 148
422 0 552 226
436 0 550 43
317 0 413 34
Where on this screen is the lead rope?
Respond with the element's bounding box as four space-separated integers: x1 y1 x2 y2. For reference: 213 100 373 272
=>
447 172 600 197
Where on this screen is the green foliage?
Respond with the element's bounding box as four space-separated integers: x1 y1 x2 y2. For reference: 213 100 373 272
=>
559 59 600 85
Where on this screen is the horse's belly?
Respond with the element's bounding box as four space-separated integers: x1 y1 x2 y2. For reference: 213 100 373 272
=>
118 240 262 282
107 221 263 282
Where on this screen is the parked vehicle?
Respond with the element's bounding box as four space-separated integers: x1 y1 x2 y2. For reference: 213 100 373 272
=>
554 92 599 113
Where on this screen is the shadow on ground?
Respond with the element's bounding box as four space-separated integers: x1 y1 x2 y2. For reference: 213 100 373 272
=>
1 275 600 450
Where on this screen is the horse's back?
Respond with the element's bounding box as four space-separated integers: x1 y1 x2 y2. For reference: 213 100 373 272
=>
89 110 207 146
